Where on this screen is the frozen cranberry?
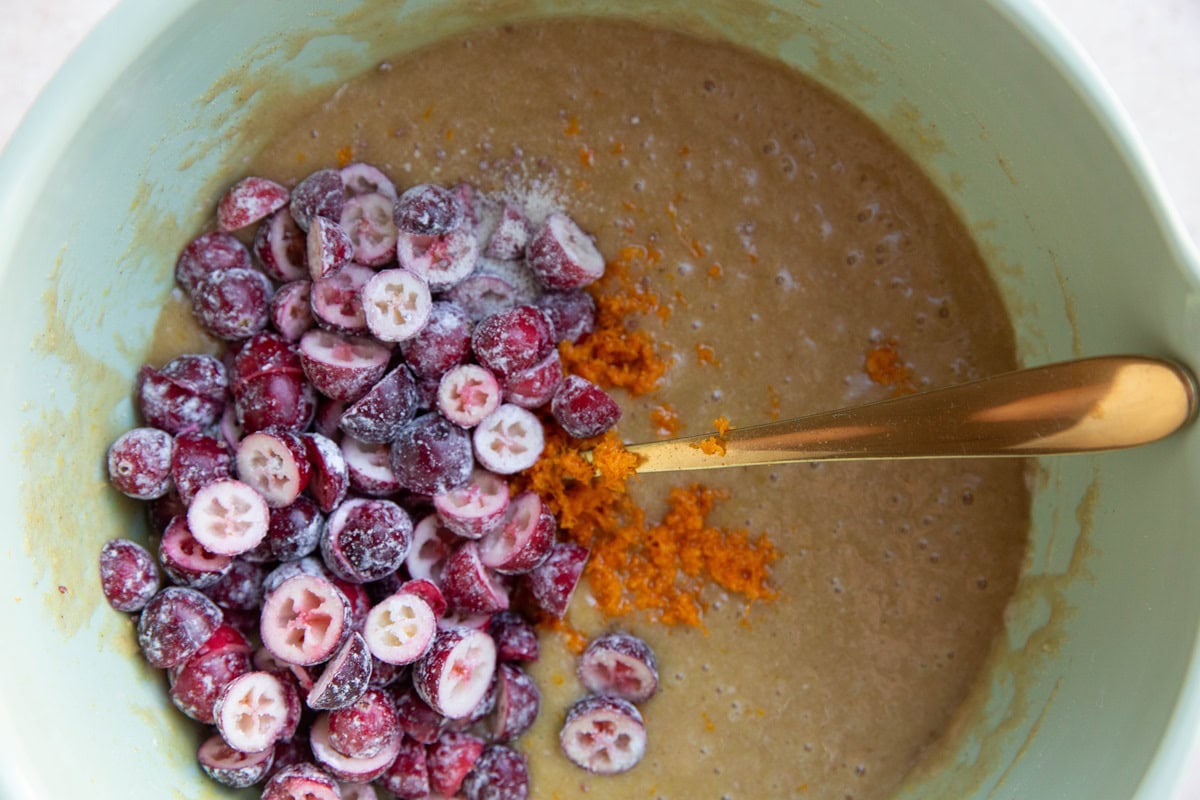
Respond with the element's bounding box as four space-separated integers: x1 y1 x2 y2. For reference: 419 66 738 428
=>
451 182 499 239
339 365 419 444
500 349 563 410
367 656 408 690
487 612 539 663
137 586 224 668
236 427 311 508
362 268 432 343
399 300 472 380
327 687 399 759
335 578 374 634
192 267 273 341
487 663 540 743
427 730 485 797
437 364 502 429
446 273 522 323
218 176 289 232
433 469 509 540
483 201 533 261
231 331 299 383
175 231 252 294
390 413 475 496
307 632 372 711
393 183 465 236
290 169 346 232
413 376 441 412
321 497 413 584
471 306 554 378
187 478 270 556
526 211 605 290
205 562 264 614
399 578 447 618
243 496 324 563
440 542 510 615
306 216 355 280
262 556 333 595
405 514 456 583
311 262 374 334
260 573 351 666
235 370 317 433
341 162 397 202
310 710 401 783
159 515 232 589
377 735 429 799
551 375 622 439
148 491 187 535
299 329 392 402
396 228 478 291
303 432 350 513
391 684 448 745
577 631 659 703
214 671 290 756
312 397 348 440
479 491 555 575
268 738 314 779
254 208 309 282
475 257 542 306
170 642 251 723
99 538 160 612
537 289 596 344
363 590 437 666
413 627 497 720
560 694 646 774
472 405 544 475
108 427 174 500
196 733 275 789
520 541 588 619
463 744 530 800
171 431 232 505
340 193 398 267
270 280 315 341
262 762 340 800
341 436 404 497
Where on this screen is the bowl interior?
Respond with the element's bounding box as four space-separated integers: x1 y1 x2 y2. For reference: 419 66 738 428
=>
2 1 1198 798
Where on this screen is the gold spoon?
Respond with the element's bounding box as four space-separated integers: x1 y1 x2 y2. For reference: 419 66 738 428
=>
602 356 1197 475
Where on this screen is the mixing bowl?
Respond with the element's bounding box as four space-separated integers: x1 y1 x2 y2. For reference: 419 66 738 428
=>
2 1 1197 798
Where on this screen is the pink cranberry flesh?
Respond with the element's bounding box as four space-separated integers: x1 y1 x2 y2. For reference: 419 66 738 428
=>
192 267 273 341
108 427 174 500
327 687 399 759
520 541 588 619
500 349 563 410
393 183 465 236
471 305 555 378
303 432 349 513
321 497 413 584
413 627 497 720
254 207 309 282
551 374 622 439
433 469 509 540
171 431 232 505
290 169 346 232
487 611 539 663
159 515 232 589
361 268 432 343
310 711 401 783
99 538 160 612
339 365 419 444
340 192 398 267
196 732 275 789
340 162 397 202
440 541 511 615
299 328 391 402
218 176 289 233
437 364 502 428
341 435 404 497
389 413 475 496
537 288 597 344
310 262 374 334
463 744 530 800
362 590 437 666
187 478 270 556
175 231 252 294
396 228 478 292
427 730 485 798
377 734 430 799
398 300 472 380
526 211 606 290
270 280 315 341
236 427 312 508
261 762 341 800
307 631 372 711
472 404 545 475
559 694 646 774
405 514 457 583
478 490 555 575
306 216 355 280
577 631 660 704
260 573 351 666
136 586 224 668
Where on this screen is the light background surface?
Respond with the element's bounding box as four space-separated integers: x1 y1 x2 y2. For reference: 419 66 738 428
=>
1 0 1197 797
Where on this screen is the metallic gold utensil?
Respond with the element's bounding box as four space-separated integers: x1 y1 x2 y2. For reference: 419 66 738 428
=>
607 356 1197 475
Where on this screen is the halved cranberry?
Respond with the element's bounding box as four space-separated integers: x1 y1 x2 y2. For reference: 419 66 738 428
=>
311 397 348 440
389 413 475 496
399 578 448 618
577 631 659 703
218 176 289 232
433 469 509 540
478 491 555 575
107 427 174 500
270 280 315 341
307 216 355 280
171 431 232 505
471 305 554 378
551 375 622 439
393 184 465 236
99 538 160 612
196 732 274 788
341 436 404 497
254 208 309 282
170 642 251 723
290 169 346 232
398 300 472 380
488 663 540 742
426 730 485 798
484 201 533 261
175 231 252 294
307 632 372 711
203 559 265 612
262 556 333 595
261 762 340 800
231 331 302 384
192 267 273 341
310 262 374 334
321 497 413 584
405 514 457 583
339 365 420 443
328 687 399 759
235 370 317 433
446 273 522 323
303 432 350 513
363 590 437 666
159 515 232 589
500 349 563 410
391 684 448 745
362 268 432 342
440 542 510 615
537 289 597 344
341 162 397 202
243 495 324 563
148 491 187 535
340 193 398 267
487 611 539 663
136 586 224 668
520 541 588 619
396 228 478 291
236 427 311 508
187 478 270 556
377 735 429 799
413 627 497 720
462 744 530 800
309 710 401 783
472 404 545 475
260 573 351 666
559 694 646 774
526 211 605 290
437 364 502 429
299 329 391 402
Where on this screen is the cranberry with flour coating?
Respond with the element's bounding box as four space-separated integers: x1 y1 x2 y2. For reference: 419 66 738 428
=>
320 497 413 584
99 538 160 612
390 413 475 496
525 211 605 290
191 267 273 341
107 427 174 500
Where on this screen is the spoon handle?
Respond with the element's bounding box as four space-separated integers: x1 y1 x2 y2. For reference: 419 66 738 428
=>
623 356 1198 474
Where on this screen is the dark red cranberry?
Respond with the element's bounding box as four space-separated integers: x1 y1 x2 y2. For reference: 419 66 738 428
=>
526 211 605 290
327 688 399 759
446 273 522 323
307 632 372 711
537 289 597 344
136 586 224 668
302 432 349 513
320 497 413 584
107 427 174 500
202 558 266 611
231 331 302 385
169 643 251 723
234 370 317 433
99 538 161 612
439 541 510 615
191 267 273 341
471 305 555 377
290 168 346 232
170 431 232 505
389 413 474 496
488 663 540 742
462 744 530 800
339 365 420 443
254 208 309 283
148 491 187 535
175 231 252 294
393 184 465 236
501 349 563 409
217 176 289 233
242 495 324 562
487 611 539 663
426 730 485 798
377 735 430 799
138 353 228 435
550 374 622 439
390 684 447 744
520 542 588 619
158 515 232 589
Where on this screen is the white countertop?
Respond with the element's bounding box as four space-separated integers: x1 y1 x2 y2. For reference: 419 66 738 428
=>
1 1 1198 798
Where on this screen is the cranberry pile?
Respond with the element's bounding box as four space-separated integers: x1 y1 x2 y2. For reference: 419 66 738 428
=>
99 165 656 799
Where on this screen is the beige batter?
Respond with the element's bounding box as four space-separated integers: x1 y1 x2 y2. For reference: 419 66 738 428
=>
169 17 1029 800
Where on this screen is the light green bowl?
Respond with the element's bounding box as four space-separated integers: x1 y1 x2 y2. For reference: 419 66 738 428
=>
2 1 1197 798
